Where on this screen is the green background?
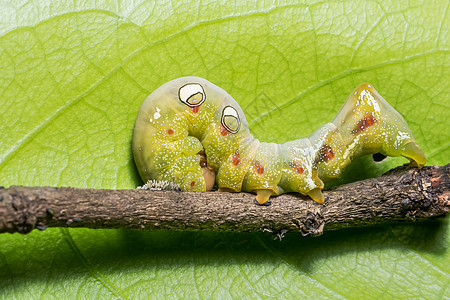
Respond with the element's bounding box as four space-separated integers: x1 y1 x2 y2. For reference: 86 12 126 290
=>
0 0 448 298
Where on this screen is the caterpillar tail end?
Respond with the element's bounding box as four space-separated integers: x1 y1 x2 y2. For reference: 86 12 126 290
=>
307 188 325 205
255 189 273 206
401 141 426 168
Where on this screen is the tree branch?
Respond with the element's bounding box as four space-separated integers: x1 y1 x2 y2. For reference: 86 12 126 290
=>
0 164 448 236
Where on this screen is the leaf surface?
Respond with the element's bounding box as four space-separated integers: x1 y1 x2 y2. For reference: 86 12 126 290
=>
0 0 448 298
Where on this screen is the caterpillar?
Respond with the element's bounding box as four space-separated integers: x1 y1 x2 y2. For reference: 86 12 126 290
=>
132 77 426 205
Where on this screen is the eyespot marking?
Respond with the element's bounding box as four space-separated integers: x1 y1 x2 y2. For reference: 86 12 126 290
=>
318 144 334 162
167 129 174 135
179 83 205 107
191 106 200 114
351 115 377 135
190 181 195 188
221 106 240 134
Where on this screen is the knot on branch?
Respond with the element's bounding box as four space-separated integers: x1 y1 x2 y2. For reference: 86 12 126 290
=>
398 165 450 219
295 211 325 236
0 188 48 234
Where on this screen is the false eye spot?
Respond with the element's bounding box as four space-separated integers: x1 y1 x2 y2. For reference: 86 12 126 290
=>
179 83 205 107
167 129 174 135
190 181 195 188
221 106 240 134
318 144 334 162
191 106 200 114
351 115 377 135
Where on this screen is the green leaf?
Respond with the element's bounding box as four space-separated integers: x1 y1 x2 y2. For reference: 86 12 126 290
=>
0 0 448 298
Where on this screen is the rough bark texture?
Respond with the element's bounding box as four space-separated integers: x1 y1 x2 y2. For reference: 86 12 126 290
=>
0 164 448 236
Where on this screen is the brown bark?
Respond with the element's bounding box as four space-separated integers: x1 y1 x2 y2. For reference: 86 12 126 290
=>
0 164 448 236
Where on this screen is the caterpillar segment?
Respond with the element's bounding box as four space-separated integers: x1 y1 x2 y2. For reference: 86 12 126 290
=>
132 77 425 205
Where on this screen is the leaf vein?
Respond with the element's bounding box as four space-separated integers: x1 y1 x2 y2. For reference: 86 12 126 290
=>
60 228 129 299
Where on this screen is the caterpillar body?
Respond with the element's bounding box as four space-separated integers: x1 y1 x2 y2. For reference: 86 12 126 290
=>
132 77 426 205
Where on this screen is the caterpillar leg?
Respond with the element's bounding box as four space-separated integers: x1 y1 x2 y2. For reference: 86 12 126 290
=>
307 188 325 204
255 189 273 206
218 186 273 206
400 141 426 167
202 166 216 191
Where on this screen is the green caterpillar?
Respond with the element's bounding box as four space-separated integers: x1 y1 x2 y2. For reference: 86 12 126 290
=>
132 77 426 205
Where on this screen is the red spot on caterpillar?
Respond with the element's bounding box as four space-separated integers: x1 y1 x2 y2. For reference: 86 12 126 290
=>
351 115 377 135
220 125 229 136
191 106 199 114
190 181 195 188
232 150 241 166
167 129 174 135
319 144 334 162
290 162 304 174
255 162 264 174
